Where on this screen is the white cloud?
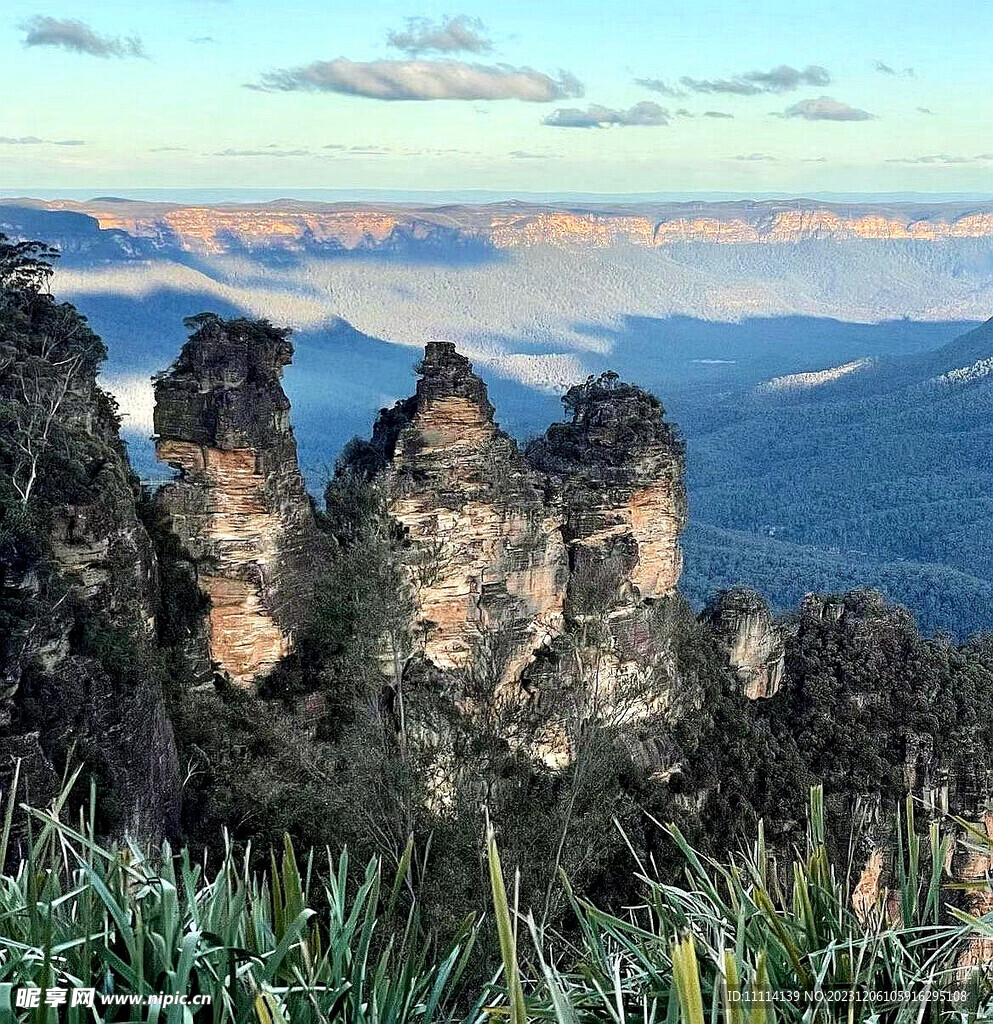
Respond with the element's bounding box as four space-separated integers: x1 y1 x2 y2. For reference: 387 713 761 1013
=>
254 59 582 102
103 374 155 434
780 96 874 121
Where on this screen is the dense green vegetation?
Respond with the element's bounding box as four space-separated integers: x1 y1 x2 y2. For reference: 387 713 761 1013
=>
0 233 179 833
681 522 993 640
677 321 993 638
0 779 990 1022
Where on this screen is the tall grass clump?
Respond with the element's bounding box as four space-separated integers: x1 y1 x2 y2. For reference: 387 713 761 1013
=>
3 772 993 1023
503 787 993 1023
0 767 484 1023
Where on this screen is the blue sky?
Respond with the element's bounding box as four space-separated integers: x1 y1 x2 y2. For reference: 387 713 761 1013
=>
1 0 991 192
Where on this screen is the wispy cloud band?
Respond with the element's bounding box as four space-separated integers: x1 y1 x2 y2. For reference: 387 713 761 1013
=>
20 16 146 58
680 64 830 95
253 58 582 101
0 135 86 146
543 101 668 127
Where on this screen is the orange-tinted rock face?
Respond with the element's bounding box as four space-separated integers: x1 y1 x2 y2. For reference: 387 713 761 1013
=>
852 848 886 924
627 482 685 598
63 198 993 253
153 316 318 687
347 354 687 687
488 211 656 248
527 374 687 614
373 344 567 678
155 441 295 681
851 848 903 925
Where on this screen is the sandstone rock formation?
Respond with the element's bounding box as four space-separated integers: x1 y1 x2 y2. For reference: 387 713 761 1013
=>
38 197 993 255
527 373 687 615
338 350 690 752
702 587 786 699
350 342 567 679
152 314 318 687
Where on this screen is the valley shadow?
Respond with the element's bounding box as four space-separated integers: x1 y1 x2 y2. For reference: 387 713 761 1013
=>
570 313 980 395
65 287 249 372
203 229 505 269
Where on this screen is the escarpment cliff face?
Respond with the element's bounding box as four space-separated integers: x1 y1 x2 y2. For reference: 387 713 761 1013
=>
152 315 318 687
1 386 179 840
22 197 993 255
351 342 567 678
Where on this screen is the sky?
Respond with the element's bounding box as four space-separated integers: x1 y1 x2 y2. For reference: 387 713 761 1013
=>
1 0 991 194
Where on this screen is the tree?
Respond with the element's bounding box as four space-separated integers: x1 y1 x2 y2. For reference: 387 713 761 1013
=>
0 236 59 296
5 319 85 505
1 290 105 507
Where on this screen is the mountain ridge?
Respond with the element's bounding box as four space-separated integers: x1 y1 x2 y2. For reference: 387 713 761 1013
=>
6 197 993 256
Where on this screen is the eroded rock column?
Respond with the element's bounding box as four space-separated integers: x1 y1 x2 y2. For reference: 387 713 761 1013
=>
153 314 318 687
527 373 687 613
349 342 567 678
702 587 786 699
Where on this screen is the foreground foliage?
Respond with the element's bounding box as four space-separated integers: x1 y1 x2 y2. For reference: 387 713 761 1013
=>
515 789 992 1024
2 778 992 1023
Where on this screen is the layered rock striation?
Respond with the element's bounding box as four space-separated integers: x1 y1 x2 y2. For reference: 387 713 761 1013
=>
349 342 567 678
343 351 688 690
152 315 318 686
29 198 993 255
527 373 687 615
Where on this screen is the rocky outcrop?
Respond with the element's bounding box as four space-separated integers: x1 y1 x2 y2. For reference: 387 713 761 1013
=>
527 373 687 616
850 749 993 948
343 351 689 685
152 315 318 687
350 342 567 679
702 587 785 699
